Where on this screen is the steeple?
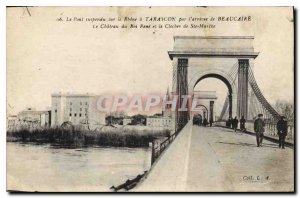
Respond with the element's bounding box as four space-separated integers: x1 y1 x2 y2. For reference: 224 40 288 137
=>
163 87 172 117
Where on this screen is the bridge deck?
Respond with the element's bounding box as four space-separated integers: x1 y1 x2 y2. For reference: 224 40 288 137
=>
135 124 294 192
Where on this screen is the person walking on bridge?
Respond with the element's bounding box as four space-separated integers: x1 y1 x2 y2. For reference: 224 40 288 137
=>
199 117 202 126
254 114 265 147
203 118 208 127
232 116 239 132
240 115 246 132
277 116 288 149
226 117 232 128
209 119 213 127
226 117 230 127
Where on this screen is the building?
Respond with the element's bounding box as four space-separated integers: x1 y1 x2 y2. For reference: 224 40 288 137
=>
146 116 172 130
162 87 172 117
7 115 18 131
7 108 51 131
122 117 132 125
51 93 105 128
18 108 51 128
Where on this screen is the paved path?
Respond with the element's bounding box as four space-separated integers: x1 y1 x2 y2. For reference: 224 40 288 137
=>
187 126 294 192
135 124 294 192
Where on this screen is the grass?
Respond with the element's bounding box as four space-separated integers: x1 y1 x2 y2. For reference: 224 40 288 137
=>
6 126 170 148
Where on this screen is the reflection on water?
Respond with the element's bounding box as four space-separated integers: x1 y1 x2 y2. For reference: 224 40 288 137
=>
7 142 151 192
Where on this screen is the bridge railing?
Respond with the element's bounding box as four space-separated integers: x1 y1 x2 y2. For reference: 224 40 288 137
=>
151 120 194 165
151 132 176 165
216 120 294 142
246 121 294 141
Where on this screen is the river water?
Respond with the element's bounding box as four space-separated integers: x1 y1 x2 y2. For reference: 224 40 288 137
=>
7 142 151 192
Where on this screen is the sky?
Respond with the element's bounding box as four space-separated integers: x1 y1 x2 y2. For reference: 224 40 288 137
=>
7 7 294 116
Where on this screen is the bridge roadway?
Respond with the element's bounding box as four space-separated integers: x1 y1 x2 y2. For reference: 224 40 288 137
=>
134 122 294 192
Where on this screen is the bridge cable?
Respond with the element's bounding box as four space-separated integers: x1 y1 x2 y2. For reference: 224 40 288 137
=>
248 67 280 120
218 62 239 120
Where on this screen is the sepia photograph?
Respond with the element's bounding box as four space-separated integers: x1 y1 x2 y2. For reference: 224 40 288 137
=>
6 6 294 192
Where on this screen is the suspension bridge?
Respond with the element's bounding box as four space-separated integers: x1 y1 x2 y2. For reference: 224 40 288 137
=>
133 36 294 192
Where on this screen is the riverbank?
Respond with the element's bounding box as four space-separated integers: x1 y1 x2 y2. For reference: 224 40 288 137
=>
7 127 170 148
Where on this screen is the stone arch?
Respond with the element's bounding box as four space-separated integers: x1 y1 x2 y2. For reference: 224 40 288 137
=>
188 69 238 118
188 69 237 94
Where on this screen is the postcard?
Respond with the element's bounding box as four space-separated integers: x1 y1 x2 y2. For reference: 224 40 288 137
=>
6 6 294 192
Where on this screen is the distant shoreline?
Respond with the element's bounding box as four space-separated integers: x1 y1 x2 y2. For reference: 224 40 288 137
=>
7 127 170 148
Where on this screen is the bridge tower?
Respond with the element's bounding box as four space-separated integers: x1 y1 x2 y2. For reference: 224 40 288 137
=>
168 36 259 133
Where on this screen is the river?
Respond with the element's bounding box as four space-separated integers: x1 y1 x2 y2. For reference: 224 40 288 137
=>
7 142 151 192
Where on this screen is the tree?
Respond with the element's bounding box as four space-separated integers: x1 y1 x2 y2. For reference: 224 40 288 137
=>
131 114 146 125
106 111 128 125
105 115 122 125
274 100 294 121
105 115 115 125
